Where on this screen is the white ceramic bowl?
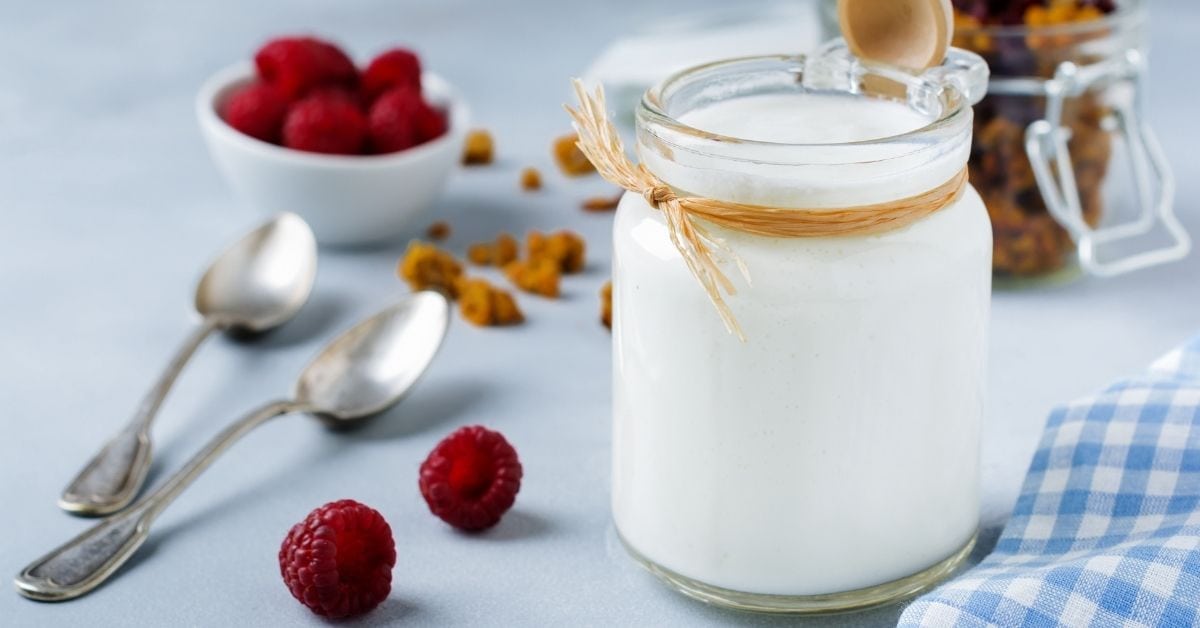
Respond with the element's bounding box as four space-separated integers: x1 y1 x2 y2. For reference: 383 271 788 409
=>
197 62 469 246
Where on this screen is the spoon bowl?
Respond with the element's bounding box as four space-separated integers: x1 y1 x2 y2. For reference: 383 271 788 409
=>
296 291 451 422
195 212 318 332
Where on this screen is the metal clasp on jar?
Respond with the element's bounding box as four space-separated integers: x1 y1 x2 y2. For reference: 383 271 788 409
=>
1017 49 1190 276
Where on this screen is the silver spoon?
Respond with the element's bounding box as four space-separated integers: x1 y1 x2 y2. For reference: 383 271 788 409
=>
59 213 318 517
17 292 451 602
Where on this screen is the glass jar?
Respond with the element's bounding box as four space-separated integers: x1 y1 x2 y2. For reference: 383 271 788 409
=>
953 0 1188 280
611 44 991 613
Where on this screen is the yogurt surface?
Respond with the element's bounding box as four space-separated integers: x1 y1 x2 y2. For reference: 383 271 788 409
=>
680 92 931 144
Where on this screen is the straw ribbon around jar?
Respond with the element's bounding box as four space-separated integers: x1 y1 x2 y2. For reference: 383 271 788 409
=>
565 79 969 341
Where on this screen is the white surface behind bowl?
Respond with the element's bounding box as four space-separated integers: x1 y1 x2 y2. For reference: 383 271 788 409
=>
196 62 469 246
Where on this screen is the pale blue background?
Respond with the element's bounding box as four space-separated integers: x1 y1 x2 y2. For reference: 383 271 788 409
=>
1 0 1198 626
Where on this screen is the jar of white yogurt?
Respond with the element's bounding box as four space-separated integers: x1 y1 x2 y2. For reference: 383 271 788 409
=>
611 42 991 613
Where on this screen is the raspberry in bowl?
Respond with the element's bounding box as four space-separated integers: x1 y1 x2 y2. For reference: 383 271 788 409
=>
197 37 469 246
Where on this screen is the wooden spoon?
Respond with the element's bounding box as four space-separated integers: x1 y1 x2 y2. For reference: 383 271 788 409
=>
837 0 953 71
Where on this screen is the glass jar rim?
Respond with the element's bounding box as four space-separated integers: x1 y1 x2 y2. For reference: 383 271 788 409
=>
955 0 1143 38
636 51 979 167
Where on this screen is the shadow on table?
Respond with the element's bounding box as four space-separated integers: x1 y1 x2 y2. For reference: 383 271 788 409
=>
337 376 494 441
346 597 423 626
468 509 553 542
223 288 351 349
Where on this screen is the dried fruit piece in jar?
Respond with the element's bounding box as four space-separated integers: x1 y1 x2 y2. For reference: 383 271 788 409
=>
397 241 464 298
462 129 494 165
504 257 561 298
600 281 613 329
457 278 523 326
553 133 596 176
520 167 542 191
951 0 1117 277
528 230 586 274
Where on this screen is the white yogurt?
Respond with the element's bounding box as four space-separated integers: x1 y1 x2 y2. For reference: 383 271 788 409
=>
612 91 991 597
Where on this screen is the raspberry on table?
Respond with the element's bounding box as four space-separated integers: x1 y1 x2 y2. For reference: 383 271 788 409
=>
282 92 367 155
367 87 447 154
278 499 396 619
221 82 289 143
362 48 422 101
420 426 523 531
255 36 357 100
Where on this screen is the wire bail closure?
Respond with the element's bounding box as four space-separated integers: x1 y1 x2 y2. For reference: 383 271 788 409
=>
1024 49 1190 276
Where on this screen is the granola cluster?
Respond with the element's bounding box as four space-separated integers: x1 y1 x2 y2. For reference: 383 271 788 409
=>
952 0 1117 277
398 229 591 328
417 127 613 329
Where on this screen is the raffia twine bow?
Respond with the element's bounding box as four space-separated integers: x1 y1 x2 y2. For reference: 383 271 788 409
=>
565 79 968 341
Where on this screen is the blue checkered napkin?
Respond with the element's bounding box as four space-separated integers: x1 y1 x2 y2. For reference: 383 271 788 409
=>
899 338 1200 627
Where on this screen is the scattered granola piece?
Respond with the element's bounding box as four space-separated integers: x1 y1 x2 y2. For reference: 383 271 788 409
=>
426 221 451 241
504 257 561 298
600 281 612 329
528 230 586 274
457 277 523 326
582 192 622 212
462 129 494 165
466 232 519 267
491 289 523 324
520 167 542 191
467 242 493 265
553 133 595 177
494 233 519 266
398 241 464 298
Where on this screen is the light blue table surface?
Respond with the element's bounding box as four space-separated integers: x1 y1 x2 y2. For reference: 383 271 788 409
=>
2 1 1198 625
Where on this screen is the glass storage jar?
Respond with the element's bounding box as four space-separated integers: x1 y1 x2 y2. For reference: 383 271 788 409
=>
952 0 1188 280
611 43 991 613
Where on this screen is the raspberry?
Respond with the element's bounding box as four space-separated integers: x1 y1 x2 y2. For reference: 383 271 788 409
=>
282 93 367 155
307 85 366 110
279 500 396 619
221 82 288 143
361 48 422 102
255 36 357 100
419 426 522 531
367 88 447 154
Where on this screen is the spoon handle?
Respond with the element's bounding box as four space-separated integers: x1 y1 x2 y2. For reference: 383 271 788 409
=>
17 399 298 602
59 318 222 516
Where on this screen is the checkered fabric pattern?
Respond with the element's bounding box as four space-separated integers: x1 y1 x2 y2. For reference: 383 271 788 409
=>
899 339 1200 627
